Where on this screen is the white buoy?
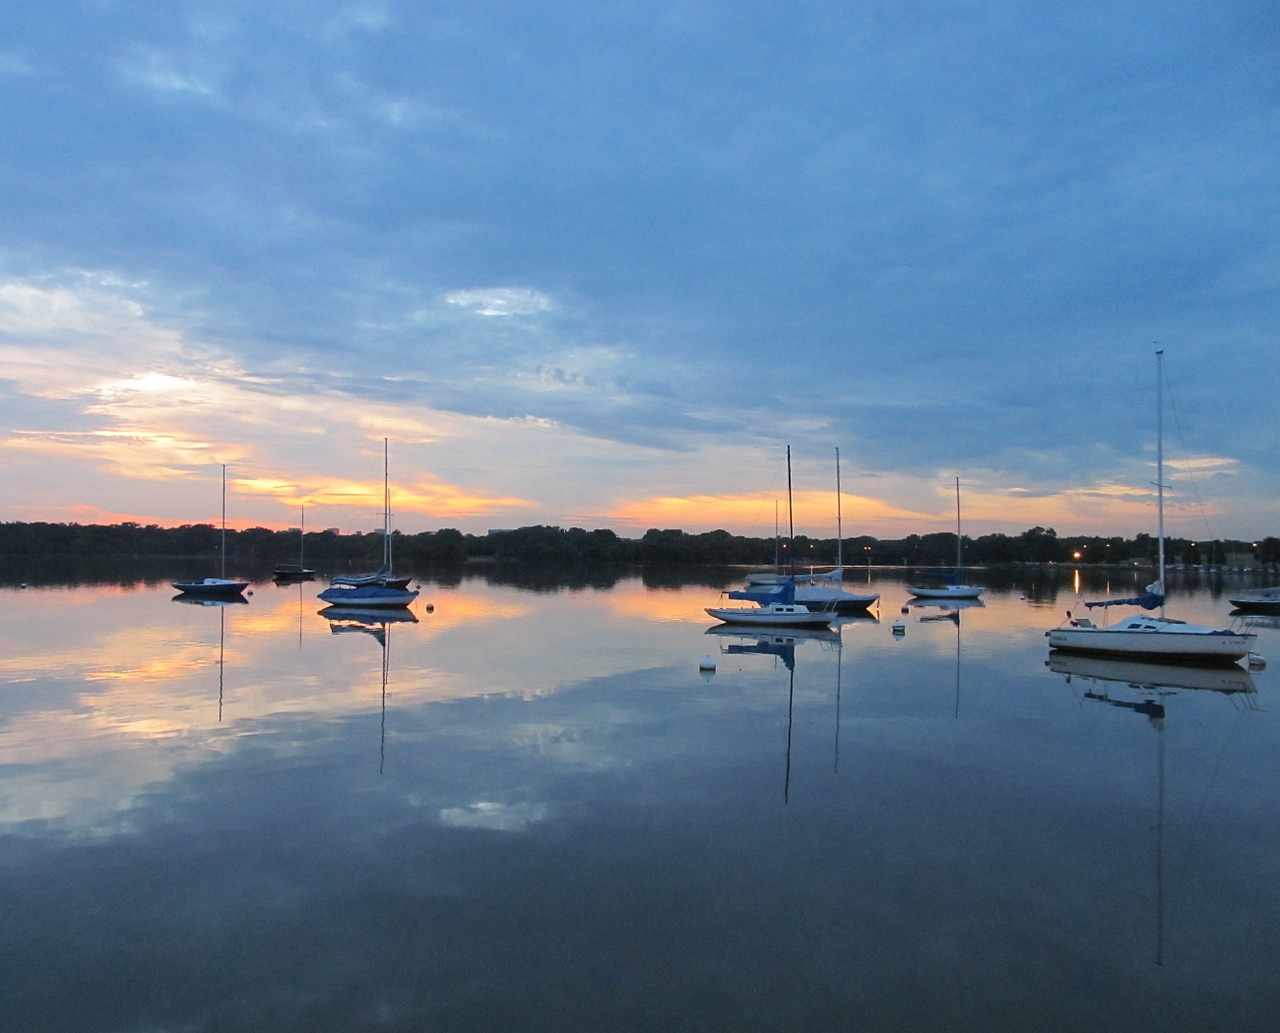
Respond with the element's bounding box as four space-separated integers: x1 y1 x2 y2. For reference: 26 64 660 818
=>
698 656 716 672
1247 652 1266 670
891 619 905 635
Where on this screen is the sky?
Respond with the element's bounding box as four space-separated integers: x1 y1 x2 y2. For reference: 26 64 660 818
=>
1 0 1277 543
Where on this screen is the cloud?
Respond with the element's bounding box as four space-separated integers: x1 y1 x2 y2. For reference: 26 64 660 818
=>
1 2 1278 536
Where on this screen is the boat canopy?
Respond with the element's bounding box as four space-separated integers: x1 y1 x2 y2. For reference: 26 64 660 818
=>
727 578 797 606
1083 580 1164 611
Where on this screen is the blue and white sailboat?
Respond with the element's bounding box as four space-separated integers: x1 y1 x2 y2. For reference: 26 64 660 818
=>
318 440 419 609
906 477 983 600
1047 351 1255 664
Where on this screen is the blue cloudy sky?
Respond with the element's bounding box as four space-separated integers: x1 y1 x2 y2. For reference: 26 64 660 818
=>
1 1 1277 540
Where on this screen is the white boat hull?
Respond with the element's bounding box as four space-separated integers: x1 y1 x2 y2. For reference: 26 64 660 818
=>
1046 615 1254 663
705 604 834 628
317 584 419 608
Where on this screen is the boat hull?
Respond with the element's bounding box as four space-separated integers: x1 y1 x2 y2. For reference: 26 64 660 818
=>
792 585 879 612
1228 588 1280 613
317 585 419 608
705 605 834 628
906 584 983 600
172 578 249 596
1046 624 1254 663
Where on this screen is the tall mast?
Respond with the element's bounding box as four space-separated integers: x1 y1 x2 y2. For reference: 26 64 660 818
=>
786 445 794 573
220 464 227 578
955 476 962 571
835 447 843 568
383 437 391 571
1155 349 1166 611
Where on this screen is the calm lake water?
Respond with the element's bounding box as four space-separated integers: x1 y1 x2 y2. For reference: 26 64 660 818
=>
2 565 1278 1032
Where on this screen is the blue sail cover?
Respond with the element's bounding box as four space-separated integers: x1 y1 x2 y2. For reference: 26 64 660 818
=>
727 578 797 605
1083 580 1164 611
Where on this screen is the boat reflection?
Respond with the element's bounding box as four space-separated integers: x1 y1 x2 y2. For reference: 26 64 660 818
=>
1048 652 1258 700
172 593 249 606
706 617 874 800
319 605 420 637
906 598 980 715
704 623 841 670
319 605 417 772
1048 649 1260 967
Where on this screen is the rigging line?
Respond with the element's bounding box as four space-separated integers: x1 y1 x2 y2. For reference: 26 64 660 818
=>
742 452 791 539
1161 361 1219 542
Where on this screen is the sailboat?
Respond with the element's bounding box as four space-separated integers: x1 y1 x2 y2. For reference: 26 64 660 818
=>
172 465 249 597
273 504 316 580
1047 351 1256 664
791 448 880 613
906 476 983 599
706 447 836 628
318 440 419 609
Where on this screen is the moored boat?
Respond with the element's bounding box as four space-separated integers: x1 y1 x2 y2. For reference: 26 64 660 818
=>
317 582 419 608
173 465 249 598
1046 351 1256 666
1228 586 1280 613
906 477 983 601
319 439 419 610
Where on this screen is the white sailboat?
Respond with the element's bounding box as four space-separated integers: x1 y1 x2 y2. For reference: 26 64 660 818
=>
319 440 419 609
792 447 879 612
706 446 835 629
172 465 249 597
1047 351 1256 664
906 477 984 600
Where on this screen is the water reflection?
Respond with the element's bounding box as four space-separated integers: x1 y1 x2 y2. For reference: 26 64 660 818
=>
0 571 1277 1030
704 620 874 801
1048 651 1260 967
319 605 419 774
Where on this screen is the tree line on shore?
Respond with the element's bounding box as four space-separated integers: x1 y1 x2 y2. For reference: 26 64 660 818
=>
2 520 1277 571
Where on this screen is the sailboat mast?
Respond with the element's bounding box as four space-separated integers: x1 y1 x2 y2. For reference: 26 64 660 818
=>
220 464 227 579
954 476 962 571
1155 350 1166 610
786 445 794 573
383 438 391 571
835 447 843 568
